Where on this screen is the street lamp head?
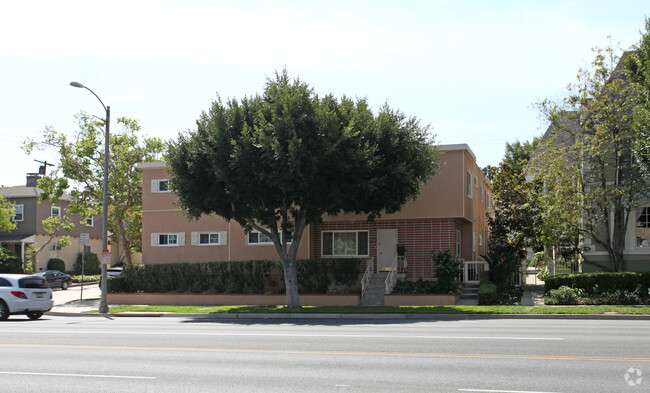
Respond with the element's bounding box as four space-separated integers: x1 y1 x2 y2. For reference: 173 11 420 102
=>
69 81 85 88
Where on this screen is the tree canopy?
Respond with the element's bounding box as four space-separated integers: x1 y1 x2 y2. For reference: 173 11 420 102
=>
532 46 648 272
0 195 17 233
626 17 650 173
23 113 165 264
167 70 439 307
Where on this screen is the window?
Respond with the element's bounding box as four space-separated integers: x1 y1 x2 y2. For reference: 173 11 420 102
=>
152 179 171 193
200 232 219 245
159 233 178 246
13 204 24 222
51 206 61 218
480 184 484 202
466 171 473 198
151 232 185 247
636 206 650 247
322 231 369 256
85 217 94 227
50 243 62 251
247 231 292 245
0 278 11 287
474 176 478 188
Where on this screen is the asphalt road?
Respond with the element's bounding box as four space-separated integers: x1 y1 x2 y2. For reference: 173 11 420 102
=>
0 315 647 393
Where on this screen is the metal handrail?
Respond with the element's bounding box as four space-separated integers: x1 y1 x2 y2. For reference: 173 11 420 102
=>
384 256 399 294
361 257 374 298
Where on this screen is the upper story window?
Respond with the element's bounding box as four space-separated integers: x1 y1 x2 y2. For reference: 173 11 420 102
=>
466 171 473 198
247 231 292 245
12 204 24 222
151 179 171 193
480 184 484 202
636 206 650 248
159 233 178 246
85 217 94 227
51 206 61 218
322 230 369 257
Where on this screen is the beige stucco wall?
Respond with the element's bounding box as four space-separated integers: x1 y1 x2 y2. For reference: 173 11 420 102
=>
33 234 103 273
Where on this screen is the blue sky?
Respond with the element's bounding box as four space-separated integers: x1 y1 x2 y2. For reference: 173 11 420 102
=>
1 0 648 186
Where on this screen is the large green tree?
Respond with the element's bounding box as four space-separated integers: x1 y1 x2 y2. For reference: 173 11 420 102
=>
167 70 438 308
24 113 165 265
626 17 650 172
533 46 648 272
487 139 540 261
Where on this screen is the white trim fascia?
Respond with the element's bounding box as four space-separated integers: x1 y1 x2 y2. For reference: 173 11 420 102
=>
438 143 476 162
136 161 167 169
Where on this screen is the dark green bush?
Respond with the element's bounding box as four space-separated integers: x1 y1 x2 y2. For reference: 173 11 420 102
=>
74 252 101 275
107 259 362 294
432 248 463 293
0 247 22 273
478 272 498 305
47 258 66 272
392 279 442 294
545 272 650 293
327 282 350 294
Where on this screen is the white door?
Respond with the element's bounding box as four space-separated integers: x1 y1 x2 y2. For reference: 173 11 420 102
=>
377 229 398 271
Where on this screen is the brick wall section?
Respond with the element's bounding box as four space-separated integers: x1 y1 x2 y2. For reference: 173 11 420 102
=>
313 218 462 280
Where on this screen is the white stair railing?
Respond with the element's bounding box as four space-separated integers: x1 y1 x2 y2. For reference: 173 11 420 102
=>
463 261 488 283
361 257 374 298
384 256 399 294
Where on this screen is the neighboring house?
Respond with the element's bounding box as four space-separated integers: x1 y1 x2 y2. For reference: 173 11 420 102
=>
0 173 102 272
137 144 491 281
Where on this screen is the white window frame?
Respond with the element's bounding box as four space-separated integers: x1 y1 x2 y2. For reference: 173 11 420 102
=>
321 230 369 257
467 171 473 198
636 205 650 248
12 204 24 222
151 179 172 193
51 206 61 218
151 232 185 247
85 217 94 227
247 230 292 245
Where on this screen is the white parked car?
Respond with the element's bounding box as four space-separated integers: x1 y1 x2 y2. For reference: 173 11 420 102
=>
0 274 53 320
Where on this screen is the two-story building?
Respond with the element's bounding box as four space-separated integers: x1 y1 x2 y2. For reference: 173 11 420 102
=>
0 173 103 272
137 144 491 281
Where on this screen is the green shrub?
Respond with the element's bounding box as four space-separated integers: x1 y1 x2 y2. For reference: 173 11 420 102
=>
295 258 360 293
545 285 583 305
392 279 441 294
327 282 350 294
47 258 66 272
480 249 521 293
545 272 650 293
0 247 22 273
74 252 101 275
431 248 463 293
478 272 498 305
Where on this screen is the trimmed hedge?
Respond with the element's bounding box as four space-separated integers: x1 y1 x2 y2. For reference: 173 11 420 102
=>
108 258 361 294
47 258 66 272
74 252 101 275
545 272 650 293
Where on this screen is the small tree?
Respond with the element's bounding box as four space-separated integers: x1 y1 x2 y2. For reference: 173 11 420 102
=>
24 114 165 264
167 70 439 308
431 248 463 294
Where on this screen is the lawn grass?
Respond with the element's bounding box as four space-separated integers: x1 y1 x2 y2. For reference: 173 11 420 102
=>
105 304 650 315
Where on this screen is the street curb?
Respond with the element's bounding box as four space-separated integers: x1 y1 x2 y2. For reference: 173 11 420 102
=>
46 311 650 320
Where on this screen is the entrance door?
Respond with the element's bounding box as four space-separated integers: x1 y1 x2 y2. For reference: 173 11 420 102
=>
377 229 398 271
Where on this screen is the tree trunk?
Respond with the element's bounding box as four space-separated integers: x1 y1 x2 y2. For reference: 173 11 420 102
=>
116 220 133 265
282 254 301 308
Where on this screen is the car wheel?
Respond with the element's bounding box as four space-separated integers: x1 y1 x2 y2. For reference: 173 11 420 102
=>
62 281 69 290
0 301 9 321
27 311 43 320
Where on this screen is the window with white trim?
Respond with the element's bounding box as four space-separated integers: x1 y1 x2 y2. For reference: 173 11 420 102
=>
12 204 24 222
51 206 61 218
636 206 650 248
247 231 292 245
85 217 94 227
466 171 472 198
151 179 171 193
322 231 369 256
150 232 185 247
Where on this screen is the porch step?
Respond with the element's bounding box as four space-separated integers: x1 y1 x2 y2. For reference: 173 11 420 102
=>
458 283 479 305
362 272 388 306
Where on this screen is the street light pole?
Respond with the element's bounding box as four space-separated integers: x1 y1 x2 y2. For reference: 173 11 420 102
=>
69 81 109 314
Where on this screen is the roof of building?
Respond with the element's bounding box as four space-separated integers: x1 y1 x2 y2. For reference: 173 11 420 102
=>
0 186 70 201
